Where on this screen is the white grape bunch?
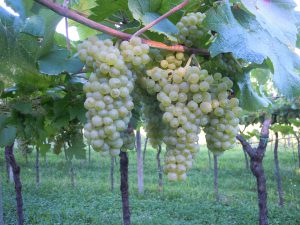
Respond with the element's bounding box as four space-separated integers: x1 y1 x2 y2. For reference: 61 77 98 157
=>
203 73 243 154
121 125 136 151
176 12 207 47
140 87 165 148
144 60 242 180
78 36 148 156
144 64 216 181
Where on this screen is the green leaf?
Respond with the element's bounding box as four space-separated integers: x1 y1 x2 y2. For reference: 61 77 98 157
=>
12 102 33 114
0 115 8 130
101 20 140 34
250 68 270 85
271 124 294 135
0 81 4 95
38 49 84 75
141 12 178 41
236 73 270 111
128 0 178 41
20 15 45 37
68 21 98 40
241 0 297 48
246 129 260 139
46 87 67 99
158 0 184 24
52 114 70 129
68 104 86 123
71 0 97 18
128 0 161 18
90 0 128 22
0 2 61 81
66 134 86 160
6 0 26 18
0 126 17 147
39 143 51 157
289 118 300 127
204 2 300 99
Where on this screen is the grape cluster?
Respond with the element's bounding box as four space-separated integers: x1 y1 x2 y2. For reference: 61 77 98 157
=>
176 12 207 47
160 52 185 70
121 128 136 151
142 63 242 180
120 37 150 70
203 73 242 154
78 36 137 156
144 66 219 181
140 88 165 148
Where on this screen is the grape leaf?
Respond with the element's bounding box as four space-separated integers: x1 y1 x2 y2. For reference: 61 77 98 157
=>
271 124 294 135
240 0 297 48
246 129 260 139
0 2 61 80
128 0 178 41
0 115 8 130
289 118 300 127
101 20 140 34
38 48 83 75
39 143 51 157
68 21 98 40
5 0 26 18
250 68 270 85
90 0 128 22
66 134 86 160
20 15 45 37
0 81 4 95
236 73 270 111
158 0 184 24
0 126 17 147
71 0 97 18
68 104 86 123
141 12 178 41
12 102 33 114
128 0 161 17
204 1 300 99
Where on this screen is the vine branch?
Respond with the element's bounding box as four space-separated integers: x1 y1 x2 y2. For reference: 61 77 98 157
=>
133 0 189 37
236 134 256 158
34 0 209 56
257 118 272 153
63 0 70 52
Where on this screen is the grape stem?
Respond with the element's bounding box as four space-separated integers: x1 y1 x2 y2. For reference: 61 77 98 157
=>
192 54 201 68
132 0 189 37
184 54 195 69
34 0 210 56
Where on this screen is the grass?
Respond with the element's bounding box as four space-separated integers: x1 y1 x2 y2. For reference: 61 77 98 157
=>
1 142 300 225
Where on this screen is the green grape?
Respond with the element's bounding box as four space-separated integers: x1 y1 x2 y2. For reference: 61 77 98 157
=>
176 12 209 47
159 52 186 70
202 72 242 154
145 65 214 181
78 36 148 156
120 37 150 70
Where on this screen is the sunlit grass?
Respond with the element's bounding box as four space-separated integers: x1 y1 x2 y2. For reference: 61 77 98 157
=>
1 142 299 225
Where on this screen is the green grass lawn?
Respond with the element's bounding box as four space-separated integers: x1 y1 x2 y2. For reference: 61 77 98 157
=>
1 143 300 225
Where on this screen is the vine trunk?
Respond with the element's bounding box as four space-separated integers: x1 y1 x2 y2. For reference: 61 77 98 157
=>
120 151 131 225
274 132 284 206
5 144 24 225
